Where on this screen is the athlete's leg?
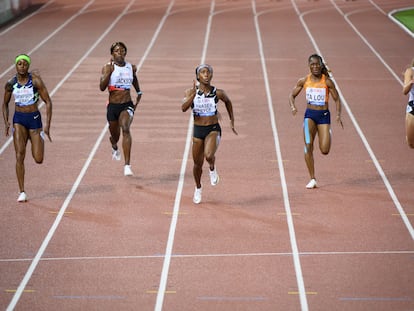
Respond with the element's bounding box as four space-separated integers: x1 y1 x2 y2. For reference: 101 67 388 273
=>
303 118 317 180
13 124 29 193
192 137 204 189
406 113 414 148
119 110 133 165
108 119 120 148
29 128 45 164
317 124 331 155
204 131 220 171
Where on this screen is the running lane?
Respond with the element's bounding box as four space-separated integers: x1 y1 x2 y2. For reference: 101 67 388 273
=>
0 0 413 311
258 0 414 310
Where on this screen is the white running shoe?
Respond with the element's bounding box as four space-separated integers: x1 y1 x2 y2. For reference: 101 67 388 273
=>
306 179 318 189
124 165 133 176
17 192 27 202
193 186 202 204
112 148 121 161
209 168 219 186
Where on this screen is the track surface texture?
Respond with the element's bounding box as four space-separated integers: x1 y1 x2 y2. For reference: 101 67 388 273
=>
0 0 413 310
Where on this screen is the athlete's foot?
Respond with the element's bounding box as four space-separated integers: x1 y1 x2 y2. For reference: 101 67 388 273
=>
209 167 219 186
124 165 133 176
306 179 318 189
112 148 121 161
193 186 202 204
17 191 28 202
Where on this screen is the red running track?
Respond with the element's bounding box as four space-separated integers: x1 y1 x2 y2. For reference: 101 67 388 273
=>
0 0 413 310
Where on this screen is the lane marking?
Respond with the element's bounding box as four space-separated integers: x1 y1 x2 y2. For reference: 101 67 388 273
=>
278 213 301 216
392 213 414 217
147 290 176 294
327 0 414 240
5 1 149 310
5 290 35 293
253 1 308 310
288 291 317 295
339 296 412 301
1 249 413 264
53 295 125 300
0 0 97 155
154 2 213 311
197 296 267 301
163 211 188 216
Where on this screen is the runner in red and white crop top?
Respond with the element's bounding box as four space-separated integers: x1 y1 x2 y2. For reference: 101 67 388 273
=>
99 42 142 176
108 62 134 92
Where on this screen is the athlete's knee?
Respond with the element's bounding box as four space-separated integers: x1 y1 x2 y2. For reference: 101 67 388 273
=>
205 152 215 164
304 144 313 155
15 151 26 163
193 161 203 171
34 157 43 164
121 124 131 135
320 148 330 155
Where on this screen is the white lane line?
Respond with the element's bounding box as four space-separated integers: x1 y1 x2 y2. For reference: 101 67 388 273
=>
328 0 414 239
5 0 167 309
252 1 308 311
0 0 54 36
2 249 413 263
388 6 414 39
154 1 214 310
0 0 96 155
291 0 414 241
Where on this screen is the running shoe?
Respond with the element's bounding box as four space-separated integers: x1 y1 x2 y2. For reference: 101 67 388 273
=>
17 192 27 202
124 165 133 176
112 148 121 161
193 186 202 204
209 167 219 186
306 179 318 189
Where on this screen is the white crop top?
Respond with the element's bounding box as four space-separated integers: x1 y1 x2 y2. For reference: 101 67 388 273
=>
108 62 133 91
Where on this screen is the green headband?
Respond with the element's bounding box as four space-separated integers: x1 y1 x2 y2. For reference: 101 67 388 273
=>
15 54 31 65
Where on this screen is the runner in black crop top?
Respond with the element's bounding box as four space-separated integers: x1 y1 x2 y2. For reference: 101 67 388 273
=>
182 64 237 204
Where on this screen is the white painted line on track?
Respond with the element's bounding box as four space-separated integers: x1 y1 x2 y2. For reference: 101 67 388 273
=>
328 0 414 239
154 1 214 310
0 0 96 155
291 0 414 241
252 1 309 311
5 0 170 309
3 249 412 264
0 0 54 36
388 6 414 39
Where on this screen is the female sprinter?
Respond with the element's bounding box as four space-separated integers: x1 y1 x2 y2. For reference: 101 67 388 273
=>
289 54 342 189
182 64 237 204
403 57 414 148
100 42 142 176
2 54 53 202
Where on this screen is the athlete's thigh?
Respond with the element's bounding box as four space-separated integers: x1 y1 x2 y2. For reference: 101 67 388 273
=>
119 109 133 129
406 113 414 145
204 131 219 157
13 124 29 153
192 137 205 164
303 118 317 145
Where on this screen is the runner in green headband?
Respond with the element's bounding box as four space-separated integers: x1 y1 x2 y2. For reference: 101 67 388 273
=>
15 54 31 65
